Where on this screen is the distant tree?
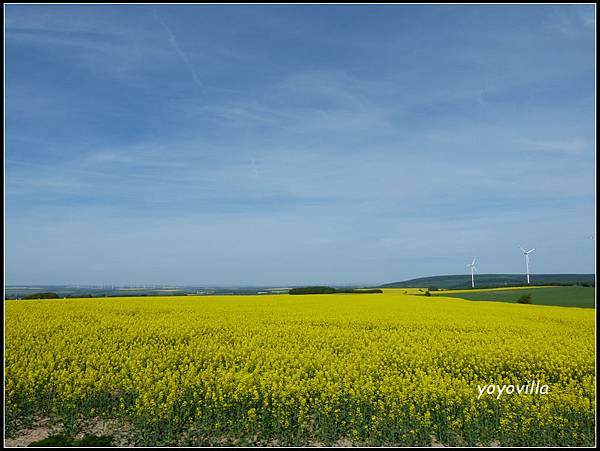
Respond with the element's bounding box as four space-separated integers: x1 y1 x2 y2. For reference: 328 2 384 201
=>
289 286 337 295
22 292 60 300
424 290 431 297
288 287 382 295
517 294 532 304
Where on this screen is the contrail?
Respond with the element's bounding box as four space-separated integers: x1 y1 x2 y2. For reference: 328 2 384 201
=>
153 10 204 91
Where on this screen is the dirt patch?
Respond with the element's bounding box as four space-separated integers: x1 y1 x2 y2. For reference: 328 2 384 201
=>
431 436 502 447
334 437 354 447
5 416 133 448
76 417 134 447
4 416 61 448
4 426 50 448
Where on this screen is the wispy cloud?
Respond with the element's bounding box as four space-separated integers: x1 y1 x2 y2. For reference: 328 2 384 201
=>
153 10 204 91
547 4 596 36
515 138 589 156
579 8 595 28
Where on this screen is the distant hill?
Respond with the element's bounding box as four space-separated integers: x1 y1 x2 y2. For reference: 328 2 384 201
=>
380 274 595 290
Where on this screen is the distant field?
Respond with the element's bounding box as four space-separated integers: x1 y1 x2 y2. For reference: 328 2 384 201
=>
381 288 427 295
434 286 595 308
381 274 595 289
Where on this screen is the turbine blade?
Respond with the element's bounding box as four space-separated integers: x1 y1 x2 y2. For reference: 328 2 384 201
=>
528 248 535 253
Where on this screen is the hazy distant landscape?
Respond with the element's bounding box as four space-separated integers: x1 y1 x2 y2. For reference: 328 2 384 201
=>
6 273 595 300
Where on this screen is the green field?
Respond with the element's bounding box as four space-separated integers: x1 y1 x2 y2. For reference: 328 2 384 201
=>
380 274 595 289
434 286 595 308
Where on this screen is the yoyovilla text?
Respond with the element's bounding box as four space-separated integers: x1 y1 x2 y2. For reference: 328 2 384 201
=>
477 381 549 400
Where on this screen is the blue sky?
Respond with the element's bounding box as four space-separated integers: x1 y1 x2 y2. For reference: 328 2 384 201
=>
5 4 596 286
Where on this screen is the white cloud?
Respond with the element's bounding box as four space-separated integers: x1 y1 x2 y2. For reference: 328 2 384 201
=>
515 138 588 156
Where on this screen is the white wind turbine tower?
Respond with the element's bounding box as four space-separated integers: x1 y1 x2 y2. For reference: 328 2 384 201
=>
520 247 535 284
467 258 477 288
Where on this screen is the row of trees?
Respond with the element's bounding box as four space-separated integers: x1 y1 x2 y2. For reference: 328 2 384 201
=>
288 287 383 295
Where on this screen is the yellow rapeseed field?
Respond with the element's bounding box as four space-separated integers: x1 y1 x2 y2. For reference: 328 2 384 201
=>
4 291 595 446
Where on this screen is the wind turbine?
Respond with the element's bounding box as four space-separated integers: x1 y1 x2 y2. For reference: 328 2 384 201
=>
520 247 535 284
467 258 477 288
